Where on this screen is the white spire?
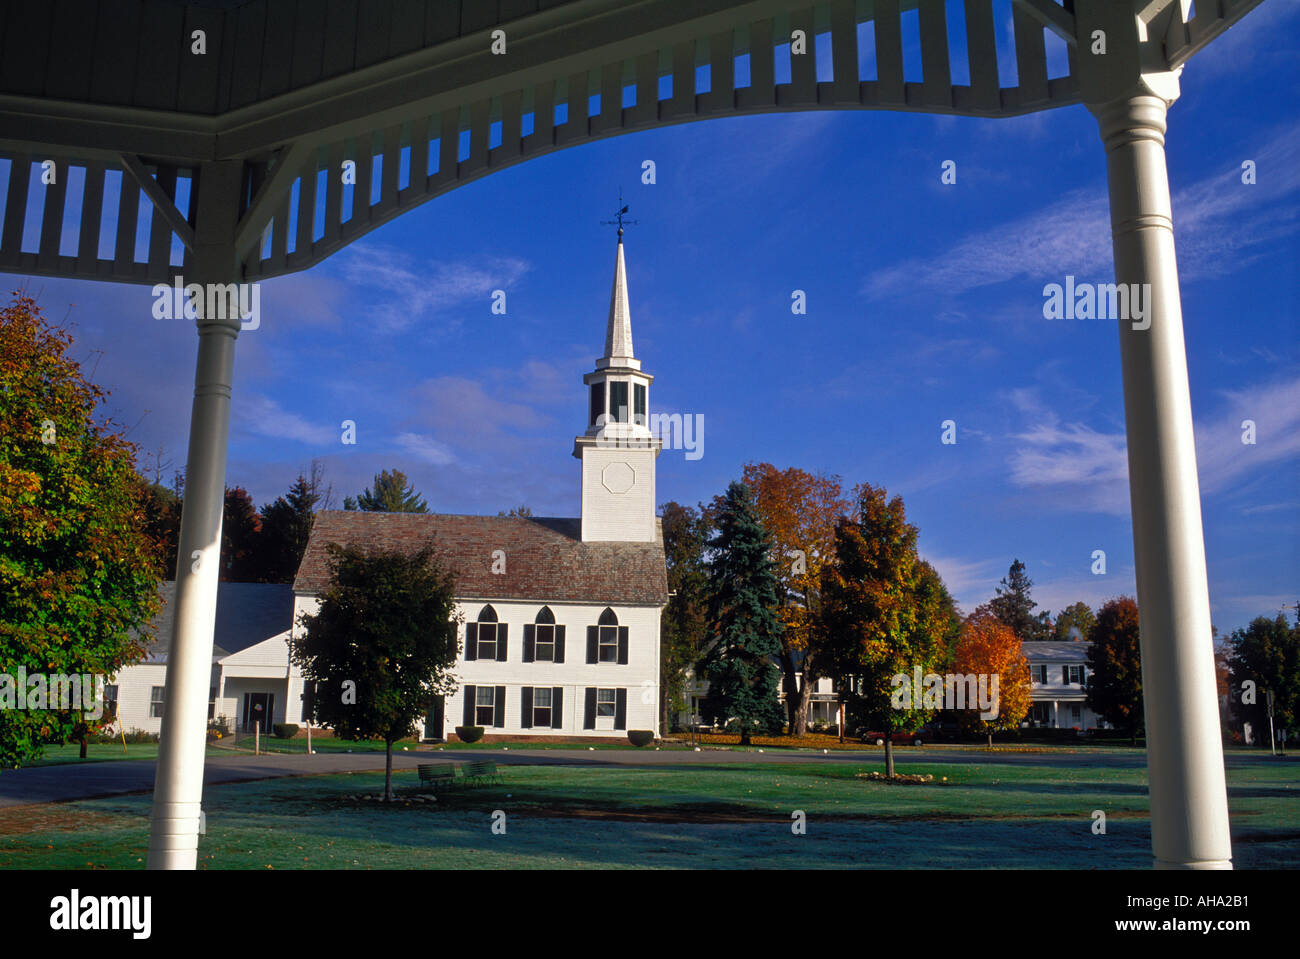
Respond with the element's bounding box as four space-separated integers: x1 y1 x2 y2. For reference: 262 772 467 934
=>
599 236 639 370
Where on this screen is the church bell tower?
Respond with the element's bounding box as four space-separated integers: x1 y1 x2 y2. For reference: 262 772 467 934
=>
573 227 660 542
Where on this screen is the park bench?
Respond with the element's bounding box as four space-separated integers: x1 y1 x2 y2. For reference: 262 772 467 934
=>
414 762 459 792
460 760 500 786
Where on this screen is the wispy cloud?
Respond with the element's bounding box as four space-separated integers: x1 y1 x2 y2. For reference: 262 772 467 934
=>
236 393 337 446
861 124 1300 301
395 432 456 466
333 244 530 333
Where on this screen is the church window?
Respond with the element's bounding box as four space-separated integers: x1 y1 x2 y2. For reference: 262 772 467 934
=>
599 607 618 662
610 381 629 423
533 686 552 726
535 606 555 661
589 383 605 427
634 383 646 426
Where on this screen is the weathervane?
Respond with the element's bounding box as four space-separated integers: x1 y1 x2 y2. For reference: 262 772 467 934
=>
600 189 638 238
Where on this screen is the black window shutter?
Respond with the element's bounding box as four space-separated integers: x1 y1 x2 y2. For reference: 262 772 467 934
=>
521 687 533 728
523 624 535 662
1062 666 1069 684
552 686 563 729
586 626 598 664
465 623 478 661
584 687 597 729
463 685 476 726
617 626 629 665
493 685 506 727
497 624 508 661
555 625 565 663
615 688 627 730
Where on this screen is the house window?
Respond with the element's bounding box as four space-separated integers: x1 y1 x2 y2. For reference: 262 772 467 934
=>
533 687 552 727
609 381 628 423
149 686 165 718
633 383 646 426
208 686 217 721
475 687 496 726
104 684 119 719
596 688 616 718
589 383 605 427
1064 665 1085 685
1070 703 1082 723
1030 702 1051 724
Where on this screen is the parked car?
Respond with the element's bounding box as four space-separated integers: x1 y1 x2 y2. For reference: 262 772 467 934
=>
859 730 923 746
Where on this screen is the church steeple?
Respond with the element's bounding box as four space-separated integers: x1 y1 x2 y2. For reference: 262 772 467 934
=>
599 236 638 371
573 227 660 543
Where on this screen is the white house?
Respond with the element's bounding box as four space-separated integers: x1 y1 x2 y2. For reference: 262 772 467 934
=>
289 233 669 740
108 581 296 736
1022 641 1105 729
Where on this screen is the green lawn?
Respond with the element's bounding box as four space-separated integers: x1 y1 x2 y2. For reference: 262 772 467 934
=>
3 757 1296 869
22 743 232 766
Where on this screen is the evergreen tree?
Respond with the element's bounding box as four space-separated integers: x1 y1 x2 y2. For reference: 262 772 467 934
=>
700 482 786 744
259 474 321 584
1086 597 1143 744
659 501 711 732
988 558 1051 642
344 468 428 512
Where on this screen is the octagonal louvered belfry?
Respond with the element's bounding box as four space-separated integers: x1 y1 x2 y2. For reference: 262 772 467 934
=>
0 0 1265 871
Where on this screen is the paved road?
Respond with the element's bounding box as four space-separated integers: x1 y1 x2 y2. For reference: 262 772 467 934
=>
0 746 1287 809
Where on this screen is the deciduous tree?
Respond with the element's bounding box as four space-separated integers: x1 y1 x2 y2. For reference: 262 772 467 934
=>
742 462 848 736
1054 601 1096 643
821 484 947 777
0 295 158 767
659 501 710 733
951 609 1031 746
294 544 459 800
1228 610 1300 746
1086 596 1143 744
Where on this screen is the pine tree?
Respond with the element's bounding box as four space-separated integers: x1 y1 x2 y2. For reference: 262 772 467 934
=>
259 474 321 584
988 559 1051 642
700 482 786 745
660 501 711 732
344 469 428 512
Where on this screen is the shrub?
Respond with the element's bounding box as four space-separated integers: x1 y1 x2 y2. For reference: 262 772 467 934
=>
455 725 484 743
826 724 839 736
208 715 231 737
273 723 299 739
627 730 655 747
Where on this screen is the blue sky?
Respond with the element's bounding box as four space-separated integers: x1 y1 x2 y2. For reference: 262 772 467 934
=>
12 1 1298 635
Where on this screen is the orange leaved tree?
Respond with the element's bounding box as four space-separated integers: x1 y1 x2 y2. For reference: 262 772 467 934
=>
952 609 1031 747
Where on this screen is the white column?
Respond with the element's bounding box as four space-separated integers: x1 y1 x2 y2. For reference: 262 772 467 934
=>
1091 92 1232 869
147 160 244 870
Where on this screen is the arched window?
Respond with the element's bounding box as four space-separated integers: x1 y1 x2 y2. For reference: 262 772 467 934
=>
525 606 565 663
588 608 627 664
466 605 507 662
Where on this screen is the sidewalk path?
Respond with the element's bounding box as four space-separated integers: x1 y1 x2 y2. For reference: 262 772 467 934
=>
0 744 1259 809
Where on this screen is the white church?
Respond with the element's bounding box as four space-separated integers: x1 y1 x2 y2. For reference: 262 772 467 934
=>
112 234 671 742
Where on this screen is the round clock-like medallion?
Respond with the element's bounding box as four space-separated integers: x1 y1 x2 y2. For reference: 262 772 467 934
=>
602 461 635 494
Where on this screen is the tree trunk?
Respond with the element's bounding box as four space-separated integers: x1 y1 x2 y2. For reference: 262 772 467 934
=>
384 739 395 801
79 737 87 759
780 649 804 735
838 701 845 743
884 736 895 779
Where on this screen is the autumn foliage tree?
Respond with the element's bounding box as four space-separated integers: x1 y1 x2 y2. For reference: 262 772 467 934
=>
821 484 949 778
742 462 848 736
1086 597 1144 744
951 609 1031 746
0 295 158 767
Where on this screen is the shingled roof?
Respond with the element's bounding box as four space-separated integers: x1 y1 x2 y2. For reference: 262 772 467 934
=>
293 511 668 607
